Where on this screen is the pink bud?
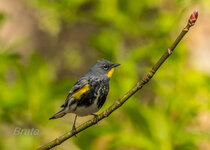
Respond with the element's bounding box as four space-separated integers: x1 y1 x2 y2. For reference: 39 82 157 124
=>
189 10 198 26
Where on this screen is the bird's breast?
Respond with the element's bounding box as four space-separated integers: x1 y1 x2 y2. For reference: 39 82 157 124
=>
73 82 109 116
73 99 99 116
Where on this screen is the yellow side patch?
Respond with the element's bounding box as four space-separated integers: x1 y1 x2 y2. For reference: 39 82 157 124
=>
107 68 115 78
72 84 90 99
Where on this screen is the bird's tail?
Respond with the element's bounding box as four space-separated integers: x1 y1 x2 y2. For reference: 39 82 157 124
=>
49 108 66 120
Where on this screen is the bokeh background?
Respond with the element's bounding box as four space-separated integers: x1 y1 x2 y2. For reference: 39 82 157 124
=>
0 0 210 150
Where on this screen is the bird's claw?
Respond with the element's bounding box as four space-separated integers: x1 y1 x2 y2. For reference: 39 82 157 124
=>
92 114 99 124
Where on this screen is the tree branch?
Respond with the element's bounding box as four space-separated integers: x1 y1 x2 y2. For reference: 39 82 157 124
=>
38 10 198 150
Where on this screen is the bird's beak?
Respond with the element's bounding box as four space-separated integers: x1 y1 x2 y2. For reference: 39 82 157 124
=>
111 63 120 68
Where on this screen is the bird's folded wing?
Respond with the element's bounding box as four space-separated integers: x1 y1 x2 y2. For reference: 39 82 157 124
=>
61 78 89 108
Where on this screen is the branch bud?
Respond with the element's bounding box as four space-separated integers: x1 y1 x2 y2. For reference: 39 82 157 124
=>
189 10 198 26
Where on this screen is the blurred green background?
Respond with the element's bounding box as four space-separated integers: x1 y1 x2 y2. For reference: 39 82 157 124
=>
0 0 210 150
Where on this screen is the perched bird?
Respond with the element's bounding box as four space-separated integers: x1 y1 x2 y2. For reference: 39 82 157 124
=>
49 60 120 135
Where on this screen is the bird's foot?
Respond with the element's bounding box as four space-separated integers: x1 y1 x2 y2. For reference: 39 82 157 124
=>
92 114 99 124
72 125 77 137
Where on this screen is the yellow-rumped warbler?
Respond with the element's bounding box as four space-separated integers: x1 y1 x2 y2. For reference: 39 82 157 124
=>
49 60 120 134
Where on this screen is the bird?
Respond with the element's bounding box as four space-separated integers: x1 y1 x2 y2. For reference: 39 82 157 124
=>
49 60 120 135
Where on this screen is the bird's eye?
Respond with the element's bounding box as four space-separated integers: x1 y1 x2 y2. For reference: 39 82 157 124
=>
103 65 108 70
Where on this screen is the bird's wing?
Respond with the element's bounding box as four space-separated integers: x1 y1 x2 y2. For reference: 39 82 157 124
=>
61 78 89 108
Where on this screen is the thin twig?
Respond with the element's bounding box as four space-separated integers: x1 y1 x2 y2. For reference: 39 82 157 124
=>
38 10 198 150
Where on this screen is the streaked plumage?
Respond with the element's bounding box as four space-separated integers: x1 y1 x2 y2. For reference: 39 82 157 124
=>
49 60 120 135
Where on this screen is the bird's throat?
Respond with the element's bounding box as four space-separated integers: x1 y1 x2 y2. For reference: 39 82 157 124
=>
107 68 115 78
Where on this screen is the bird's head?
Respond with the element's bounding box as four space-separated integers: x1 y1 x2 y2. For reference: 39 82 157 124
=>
89 60 120 78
